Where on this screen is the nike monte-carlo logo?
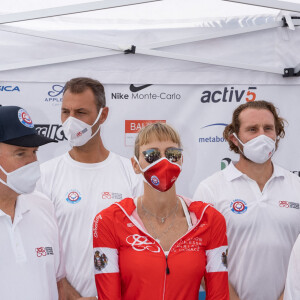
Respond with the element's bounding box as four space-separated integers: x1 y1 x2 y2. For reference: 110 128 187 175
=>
129 84 152 92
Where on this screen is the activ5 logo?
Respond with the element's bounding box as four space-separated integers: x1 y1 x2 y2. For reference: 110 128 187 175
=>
44 84 64 105
200 86 257 103
198 123 227 143
125 120 166 146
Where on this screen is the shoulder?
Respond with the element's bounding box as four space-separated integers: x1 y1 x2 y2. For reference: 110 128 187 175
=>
96 197 134 218
274 164 300 184
193 170 225 201
40 153 66 172
201 169 226 186
110 152 132 167
93 197 134 230
20 191 56 217
190 199 225 220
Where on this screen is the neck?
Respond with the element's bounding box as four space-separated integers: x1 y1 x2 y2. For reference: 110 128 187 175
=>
69 135 109 163
0 186 18 221
141 183 178 216
235 156 273 191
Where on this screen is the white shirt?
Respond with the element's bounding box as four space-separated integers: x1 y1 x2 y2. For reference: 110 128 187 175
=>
284 234 300 300
36 151 143 297
0 192 65 300
193 162 300 300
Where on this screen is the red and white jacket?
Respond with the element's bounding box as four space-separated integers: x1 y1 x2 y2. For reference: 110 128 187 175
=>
93 197 229 300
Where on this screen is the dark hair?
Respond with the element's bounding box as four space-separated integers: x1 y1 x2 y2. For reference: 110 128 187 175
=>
223 100 286 153
64 77 106 112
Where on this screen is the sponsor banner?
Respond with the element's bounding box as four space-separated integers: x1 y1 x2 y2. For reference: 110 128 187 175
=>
0 82 300 198
125 120 166 146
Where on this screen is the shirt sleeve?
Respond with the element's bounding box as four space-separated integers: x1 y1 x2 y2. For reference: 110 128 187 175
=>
93 210 121 300
204 208 229 300
284 235 300 300
47 199 66 282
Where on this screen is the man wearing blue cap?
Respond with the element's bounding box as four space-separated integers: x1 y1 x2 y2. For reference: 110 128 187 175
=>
0 105 66 299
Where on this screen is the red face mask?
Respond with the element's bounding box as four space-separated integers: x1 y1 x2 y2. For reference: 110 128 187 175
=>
137 157 182 192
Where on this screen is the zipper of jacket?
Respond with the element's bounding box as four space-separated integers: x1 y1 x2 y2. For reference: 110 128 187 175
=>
115 201 211 299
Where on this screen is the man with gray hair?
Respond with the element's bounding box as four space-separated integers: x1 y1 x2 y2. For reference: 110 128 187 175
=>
37 77 142 299
0 105 65 299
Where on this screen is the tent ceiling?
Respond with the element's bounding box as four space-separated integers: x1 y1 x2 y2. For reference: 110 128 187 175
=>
0 0 283 30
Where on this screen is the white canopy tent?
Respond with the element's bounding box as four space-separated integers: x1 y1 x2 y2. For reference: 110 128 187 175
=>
0 0 300 198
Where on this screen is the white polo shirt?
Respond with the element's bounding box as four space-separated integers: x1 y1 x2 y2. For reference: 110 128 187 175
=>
36 151 143 297
193 162 300 300
0 192 65 300
284 234 300 300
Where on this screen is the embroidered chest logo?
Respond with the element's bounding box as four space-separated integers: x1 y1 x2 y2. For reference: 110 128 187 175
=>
230 199 248 214
173 237 203 253
101 192 123 200
65 189 82 204
94 250 108 271
279 201 299 209
126 234 160 253
36 247 54 257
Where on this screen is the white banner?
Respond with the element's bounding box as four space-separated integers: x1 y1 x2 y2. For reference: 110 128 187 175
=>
1 81 299 197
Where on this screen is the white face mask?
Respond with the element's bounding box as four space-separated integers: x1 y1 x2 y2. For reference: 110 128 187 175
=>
62 108 103 147
233 133 276 164
0 161 41 194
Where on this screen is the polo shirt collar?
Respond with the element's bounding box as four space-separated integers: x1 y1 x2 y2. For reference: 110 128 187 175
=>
224 161 286 182
223 161 243 181
15 195 31 216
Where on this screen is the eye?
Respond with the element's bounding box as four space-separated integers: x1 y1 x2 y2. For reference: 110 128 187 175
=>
16 152 25 157
142 149 161 164
165 148 183 162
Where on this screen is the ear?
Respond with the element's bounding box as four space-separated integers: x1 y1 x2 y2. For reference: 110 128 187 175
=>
229 133 239 147
99 107 109 124
131 157 142 175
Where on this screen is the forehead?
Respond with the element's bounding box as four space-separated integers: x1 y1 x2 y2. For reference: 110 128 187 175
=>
0 143 37 154
239 108 275 127
62 88 97 110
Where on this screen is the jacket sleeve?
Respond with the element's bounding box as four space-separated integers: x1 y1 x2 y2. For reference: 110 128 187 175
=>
204 208 229 300
93 210 121 300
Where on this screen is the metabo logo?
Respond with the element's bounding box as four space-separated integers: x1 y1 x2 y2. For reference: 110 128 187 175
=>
0 85 20 92
200 87 257 103
198 123 227 143
111 84 181 100
221 158 232 170
44 84 64 105
35 124 66 141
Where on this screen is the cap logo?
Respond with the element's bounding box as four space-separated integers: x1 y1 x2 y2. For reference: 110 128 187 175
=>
18 109 34 128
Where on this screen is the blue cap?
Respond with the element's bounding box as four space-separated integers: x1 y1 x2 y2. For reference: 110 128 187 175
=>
0 106 57 147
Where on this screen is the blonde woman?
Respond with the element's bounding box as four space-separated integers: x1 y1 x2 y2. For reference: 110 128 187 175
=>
93 122 229 300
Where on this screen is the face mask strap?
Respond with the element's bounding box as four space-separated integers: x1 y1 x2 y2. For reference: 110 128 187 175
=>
92 108 103 127
90 108 103 139
0 164 8 176
233 133 246 156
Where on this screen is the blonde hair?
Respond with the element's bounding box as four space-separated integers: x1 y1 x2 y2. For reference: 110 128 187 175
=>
134 122 182 159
